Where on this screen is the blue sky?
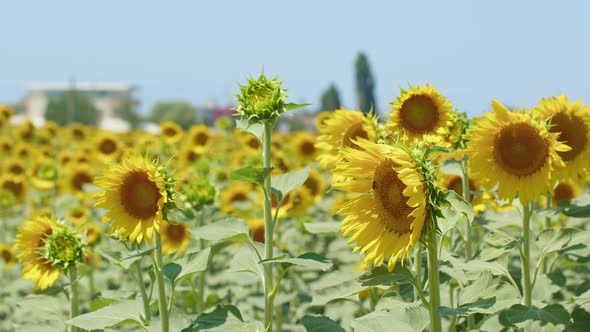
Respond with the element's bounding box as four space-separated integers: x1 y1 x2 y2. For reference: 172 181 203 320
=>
1 0 588 116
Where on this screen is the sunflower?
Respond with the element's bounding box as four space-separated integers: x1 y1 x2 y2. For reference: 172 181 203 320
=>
0 104 13 120
386 84 452 146
177 146 207 170
64 163 94 195
219 183 253 216
160 221 190 255
0 243 15 268
535 94 590 180
438 172 485 214
0 137 13 155
14 217 61 290
69 206 89 225
465 100 569 204
160 121 184 144
94 155 169 244
316 111 333 128
552 181 581 207
291 132 317 163
2 158 27 177
303 167 326 202
66 123 88 142
332 138 427 271
284 187 315 217
247 218 265 243
78 223 102 246
0 175 27 204
187 125 211 148
95 132 121 161
316 108 377 170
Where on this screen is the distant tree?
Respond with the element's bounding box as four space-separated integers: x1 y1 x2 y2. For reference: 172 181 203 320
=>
320 84 341 111
45 90 100 126
117 97 142 129
355 52 377 114
148 101 199 129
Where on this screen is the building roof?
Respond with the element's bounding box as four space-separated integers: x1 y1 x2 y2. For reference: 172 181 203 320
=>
26 82 135 92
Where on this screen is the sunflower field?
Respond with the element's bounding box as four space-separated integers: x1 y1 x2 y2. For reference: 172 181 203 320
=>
0 75 589 332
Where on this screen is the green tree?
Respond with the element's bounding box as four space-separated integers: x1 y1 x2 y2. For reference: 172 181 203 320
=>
45 90 100 126
117 97 142 129
355 52 377 114
148 101 199 129
320 84 341 111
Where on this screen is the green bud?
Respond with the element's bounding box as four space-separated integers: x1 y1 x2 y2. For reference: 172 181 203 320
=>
0 190 16 209
41 225 85 269
37 161 59 181
183 177 216 209
235 73 287 121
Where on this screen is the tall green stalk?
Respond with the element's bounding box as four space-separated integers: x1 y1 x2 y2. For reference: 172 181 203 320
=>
427 229 442 332
262 121 275 331
134 259 151 321
521 202 533 307
154 232 169 332
69 265 80 332
196 210 206 313
460 160 475 329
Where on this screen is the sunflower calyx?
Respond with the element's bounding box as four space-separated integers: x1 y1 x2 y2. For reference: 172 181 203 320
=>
40 225 85 269
37 161 59 181
235 73 288 122
183 177 216 210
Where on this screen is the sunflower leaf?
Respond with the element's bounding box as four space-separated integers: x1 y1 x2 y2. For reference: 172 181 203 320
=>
271 166 310 202
193 217 249 242
260 252 332 271
536 228 589 259
444 190 474 224
499 304 571 327
235 117 264 142
302 315 345 332
69 299 148 331
284 102 311 111
358 264 415 286
230 166 270 187
438 297 496 316
174 247 211 283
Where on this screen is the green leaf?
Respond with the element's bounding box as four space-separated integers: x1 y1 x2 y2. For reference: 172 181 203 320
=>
438 297 496 316
163 262 182 284
499 304 571 327
181 305 244 332
444 190 474 224
228 242 265 282
358 264 415 286
303 221 341 234
193 218 249 242
536 228 589 258
351 314 415 332
271 166 310 202
235 117 263 142
70 299 147 331
560 202 590 218
230 166 270 186
567 307 590 332
302 315 345 332
175 247 211 283
260 252 333 271
98 247 155 270
284 102 311 111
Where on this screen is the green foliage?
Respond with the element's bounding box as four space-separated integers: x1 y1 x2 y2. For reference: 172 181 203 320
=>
302 315 345 332
271 166 310 202
319 84 341 112
499 304 571 327
45 90 100 125
355 52 377 114
148 101 199 129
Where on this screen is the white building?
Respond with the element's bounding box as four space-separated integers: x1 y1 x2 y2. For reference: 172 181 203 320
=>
16 82 137 131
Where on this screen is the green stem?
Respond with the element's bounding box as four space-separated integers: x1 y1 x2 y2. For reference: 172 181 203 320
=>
196 210 206 313
427 230 442 332
542 194 552 273
69 265 80 332
262 121 275 332
460 159 472 260
369 287 378 311
154 233 169 332
88 267 95 298
415 243 423 291
134 259 151 321
521 202 533 307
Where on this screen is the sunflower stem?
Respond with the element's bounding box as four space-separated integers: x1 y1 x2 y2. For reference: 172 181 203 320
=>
69 264 80 332
154 233 169 332
262 120 275 332
134 258 151 322
460 159 473 260
521 202 534 307
542 193 552 273
415 243 423 291
426 230 442 332
196 210 206 313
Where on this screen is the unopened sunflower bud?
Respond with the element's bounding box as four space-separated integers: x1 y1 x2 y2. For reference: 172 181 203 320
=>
183 177 216 209
41 225 85 269
235 73 287 121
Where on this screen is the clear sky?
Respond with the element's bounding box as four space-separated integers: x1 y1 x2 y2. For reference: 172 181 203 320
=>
1 0 588 116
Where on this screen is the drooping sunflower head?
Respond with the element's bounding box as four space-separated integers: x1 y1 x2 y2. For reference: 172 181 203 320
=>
386 84 453 147
160 221 190 255
332 139 428 271
535 94 590 180
94 155 170 244
316 108 377 170
160 120 184 144
465 100 570 204
235 73 288 121
14 217 61 290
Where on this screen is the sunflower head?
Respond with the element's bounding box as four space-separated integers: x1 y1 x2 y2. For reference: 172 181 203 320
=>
465 100 570 204
0 104 13 120
247 218 265 243
332 139 430 270
552 181 581 207
160 121 184 144
161 221 190 255
535 94 590 180
40 224 85 269
95 132 121 160
0 243 15 268
94 155 173 244
235 73 288 121
386 84 453 147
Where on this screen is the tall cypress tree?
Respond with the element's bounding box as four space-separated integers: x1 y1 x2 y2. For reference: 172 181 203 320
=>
355 52 377 114
320 84 341 111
